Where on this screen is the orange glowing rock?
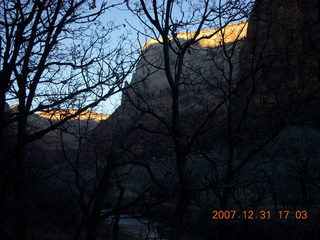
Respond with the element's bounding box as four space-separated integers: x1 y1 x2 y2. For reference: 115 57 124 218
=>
142 21 248 50
38 110 109 122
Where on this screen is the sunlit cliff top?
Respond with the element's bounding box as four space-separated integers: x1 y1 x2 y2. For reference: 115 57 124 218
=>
38 110 109 122
7 104 108 122
9 104 19 109
142 21 248 50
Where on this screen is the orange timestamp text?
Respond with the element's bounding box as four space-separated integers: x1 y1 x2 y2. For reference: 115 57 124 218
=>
211 210 308 220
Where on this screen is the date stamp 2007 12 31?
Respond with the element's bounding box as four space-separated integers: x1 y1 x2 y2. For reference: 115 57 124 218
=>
211 210 308 220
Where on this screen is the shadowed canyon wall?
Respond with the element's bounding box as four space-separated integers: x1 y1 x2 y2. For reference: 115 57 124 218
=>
93 0 320 156
238 0 320 135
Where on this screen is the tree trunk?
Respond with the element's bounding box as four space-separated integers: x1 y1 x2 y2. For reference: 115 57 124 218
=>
169 188 190 240
14 105 28 240
0 86 7 233
85 160 114 240
168 84 190 240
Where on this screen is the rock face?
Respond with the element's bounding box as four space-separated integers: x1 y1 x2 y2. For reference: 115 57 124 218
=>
120 22 247 120
94 0 320 154
91 22 249 156
238 0 320 132
142 21 248 50
33 110 108 150
38 109 108 122
4 105 108 151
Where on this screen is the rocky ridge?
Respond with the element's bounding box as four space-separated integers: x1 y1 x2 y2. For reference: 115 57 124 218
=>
119 21 248 121
94 0 320 155
38 109 109 122
5 105 108 150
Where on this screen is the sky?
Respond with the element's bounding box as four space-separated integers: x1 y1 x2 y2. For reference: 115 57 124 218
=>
93 3 142 114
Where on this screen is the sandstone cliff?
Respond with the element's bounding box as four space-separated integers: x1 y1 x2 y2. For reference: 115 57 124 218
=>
89 22 249 162
120 22 248 121
91 0 320 157
237 0 320 134
5 105 108 151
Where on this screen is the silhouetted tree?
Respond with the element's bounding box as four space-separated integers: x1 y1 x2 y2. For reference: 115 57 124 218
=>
0 0 135 239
